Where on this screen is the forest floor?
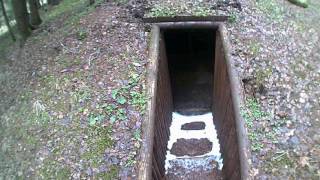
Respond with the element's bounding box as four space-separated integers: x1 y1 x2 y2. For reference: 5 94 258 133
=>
0 0 148 179
227 0 320 178
0 0 319 179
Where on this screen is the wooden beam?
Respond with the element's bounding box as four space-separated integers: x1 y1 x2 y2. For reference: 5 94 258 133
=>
143 16 229 23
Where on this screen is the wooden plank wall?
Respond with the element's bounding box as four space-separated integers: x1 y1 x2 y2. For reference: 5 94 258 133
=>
213 30 241 179
152 33 173 180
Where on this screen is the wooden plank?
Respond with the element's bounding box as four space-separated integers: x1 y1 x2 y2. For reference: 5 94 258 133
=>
143 16 229 23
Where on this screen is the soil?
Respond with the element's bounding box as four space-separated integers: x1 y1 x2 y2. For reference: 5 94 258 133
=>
170 138 213 157
181 121 206 130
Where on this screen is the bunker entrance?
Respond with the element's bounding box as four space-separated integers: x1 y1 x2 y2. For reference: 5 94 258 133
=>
164 28 222 180
146 24 246 180
165 29 215 115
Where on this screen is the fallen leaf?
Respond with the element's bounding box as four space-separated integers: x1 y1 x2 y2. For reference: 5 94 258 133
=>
132 62 141 67
117 96 127 105
299 156 309 167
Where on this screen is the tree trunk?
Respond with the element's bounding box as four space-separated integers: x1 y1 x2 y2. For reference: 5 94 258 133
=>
28 0 42 26
35 0 41 8
0 0 16 41
12 0 30 40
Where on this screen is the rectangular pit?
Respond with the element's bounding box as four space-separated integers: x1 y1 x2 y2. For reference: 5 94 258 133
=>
139 22 249 180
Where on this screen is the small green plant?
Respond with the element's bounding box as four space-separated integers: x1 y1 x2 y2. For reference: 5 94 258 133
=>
228 13 237 23
248 132 264 151
125 152 137 167
242 98 266 124
32 100 51 124
103 102 127 123
127 69 147 112
116 96 127 105
116 108 127 120
104 103 117 114
130 91 146 112
111 89 119 99
109 88 128 121
77 29 87 40
133 129 141 141
107 107 124 122
243 97 288 152
88 114 105 126
128 72 140 86
105 62 146 124
242 98 269 152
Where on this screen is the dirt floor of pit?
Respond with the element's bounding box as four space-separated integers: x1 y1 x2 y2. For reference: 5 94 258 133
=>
166 161 223 180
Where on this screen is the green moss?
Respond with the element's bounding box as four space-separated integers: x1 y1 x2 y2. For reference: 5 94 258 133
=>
255 67 272 87
92 125 113 151
147 5 181 17
241 98 269 152
193 6 212 16
56 168 72 180
147 3 215 17
45 0 88 22
38 160 71 179
81 125 113 167
97 165 119 179
242 97 286 153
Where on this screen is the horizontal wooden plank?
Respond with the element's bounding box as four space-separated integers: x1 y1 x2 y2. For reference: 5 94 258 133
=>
143 16 229 23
